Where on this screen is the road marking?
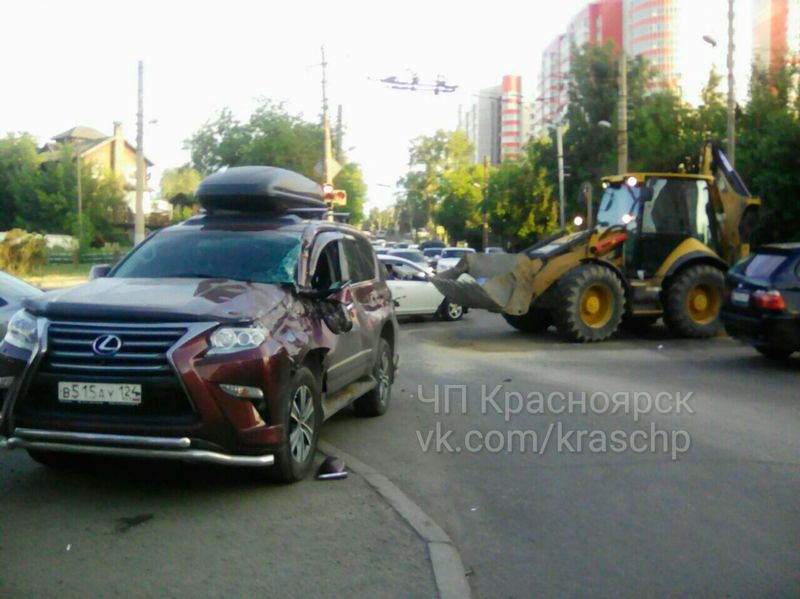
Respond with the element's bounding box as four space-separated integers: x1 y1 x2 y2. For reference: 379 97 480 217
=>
318 440 471 599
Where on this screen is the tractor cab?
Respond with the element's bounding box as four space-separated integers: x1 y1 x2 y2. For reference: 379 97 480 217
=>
599 173 721 281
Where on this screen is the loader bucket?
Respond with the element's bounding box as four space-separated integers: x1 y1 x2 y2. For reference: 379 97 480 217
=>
432 253 545 315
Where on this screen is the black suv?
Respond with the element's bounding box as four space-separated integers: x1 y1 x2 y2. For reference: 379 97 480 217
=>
722 243 800 360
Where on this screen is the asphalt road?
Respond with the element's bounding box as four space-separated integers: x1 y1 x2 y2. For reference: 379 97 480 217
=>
2 311 798 598
0 454 435 598
323 311 800 598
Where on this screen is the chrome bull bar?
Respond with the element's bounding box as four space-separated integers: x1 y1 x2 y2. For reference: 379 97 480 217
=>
2 428 274 467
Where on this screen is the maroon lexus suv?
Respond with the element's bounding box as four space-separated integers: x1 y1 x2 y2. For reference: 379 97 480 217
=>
0 167 398 482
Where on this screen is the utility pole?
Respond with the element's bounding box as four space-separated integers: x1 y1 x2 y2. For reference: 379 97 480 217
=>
335 104 343 161
556 123 566 229
134 60 145 245
321 47 330 186
726 0 736 166
617 48 629 174
482 155 490 250
76 153 83 246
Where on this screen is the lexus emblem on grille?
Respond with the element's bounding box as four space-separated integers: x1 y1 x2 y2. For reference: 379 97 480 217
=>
92 334 123 356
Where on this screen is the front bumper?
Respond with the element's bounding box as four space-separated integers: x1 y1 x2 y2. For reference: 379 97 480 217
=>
2 427 274 466
1 319 294 463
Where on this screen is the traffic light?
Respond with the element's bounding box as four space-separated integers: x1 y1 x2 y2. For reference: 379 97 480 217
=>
323 184 347 207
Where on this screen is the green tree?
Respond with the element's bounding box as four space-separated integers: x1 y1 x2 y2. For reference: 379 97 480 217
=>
435 163 485 245
0 134 40 231
161 166 202 222
401 129 473 230
334 162 366 225
161 166 202 202
737 65 800 243
187 100 323 178
561 42 652 208
628 90 695 172
486 138 558 249
13 145 124 247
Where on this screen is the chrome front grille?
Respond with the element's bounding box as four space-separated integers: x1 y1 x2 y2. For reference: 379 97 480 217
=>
41 322 187 376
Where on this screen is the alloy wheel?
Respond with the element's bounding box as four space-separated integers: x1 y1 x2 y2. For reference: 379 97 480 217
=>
448 303 464 319
289 385 315 463
377 349 391 406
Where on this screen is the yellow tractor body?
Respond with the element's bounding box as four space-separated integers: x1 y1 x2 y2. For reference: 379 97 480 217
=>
432 143 761 342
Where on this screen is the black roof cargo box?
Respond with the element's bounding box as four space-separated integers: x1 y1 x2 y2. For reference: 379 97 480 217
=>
197 166 327 213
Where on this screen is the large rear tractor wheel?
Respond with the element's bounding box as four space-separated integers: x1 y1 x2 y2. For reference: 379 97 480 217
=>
502 307 552 334
553 264 625 342
664 265 724 338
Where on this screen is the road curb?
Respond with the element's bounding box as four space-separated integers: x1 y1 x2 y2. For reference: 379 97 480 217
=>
318 440 471 599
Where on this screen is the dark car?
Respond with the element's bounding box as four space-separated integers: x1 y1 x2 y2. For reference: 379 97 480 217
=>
0 167 398 482
0 271 43 338
721 243 800 360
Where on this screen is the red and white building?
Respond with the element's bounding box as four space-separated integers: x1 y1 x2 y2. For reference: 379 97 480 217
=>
500 75 524 161
466 76 533 165
536 0 624 135
753 0 800 73
625 0 678 88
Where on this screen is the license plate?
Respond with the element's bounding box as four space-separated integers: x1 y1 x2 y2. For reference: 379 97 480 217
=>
58 382 142 405
732 291 750 305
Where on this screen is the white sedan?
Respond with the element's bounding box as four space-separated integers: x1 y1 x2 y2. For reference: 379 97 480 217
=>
435 247 476 274
379 256 464 321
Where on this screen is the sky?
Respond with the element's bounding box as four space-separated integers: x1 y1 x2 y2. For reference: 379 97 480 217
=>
1 0 753 212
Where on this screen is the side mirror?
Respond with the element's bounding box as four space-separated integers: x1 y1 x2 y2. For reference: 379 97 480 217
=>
89 264 112 280
318 299 353 335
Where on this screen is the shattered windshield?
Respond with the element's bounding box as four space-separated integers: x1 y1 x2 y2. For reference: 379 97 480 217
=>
112 229 302 284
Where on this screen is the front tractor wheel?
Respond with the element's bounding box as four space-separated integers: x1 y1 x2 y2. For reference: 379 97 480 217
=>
553 264 625 342
664 265 724 338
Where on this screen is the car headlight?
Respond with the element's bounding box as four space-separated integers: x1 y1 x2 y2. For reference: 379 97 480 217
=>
4 310 38 352
208 323 268 355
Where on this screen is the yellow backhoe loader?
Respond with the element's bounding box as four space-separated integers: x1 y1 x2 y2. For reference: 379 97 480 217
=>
432 143 760 342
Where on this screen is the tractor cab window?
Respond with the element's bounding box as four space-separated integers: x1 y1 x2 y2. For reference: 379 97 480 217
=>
641 178 714 245
597 185 639 228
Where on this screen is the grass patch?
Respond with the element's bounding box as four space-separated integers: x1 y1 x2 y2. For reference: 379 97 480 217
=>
32 263 94 278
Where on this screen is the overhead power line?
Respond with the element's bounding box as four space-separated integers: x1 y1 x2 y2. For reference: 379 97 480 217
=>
372 74 458 94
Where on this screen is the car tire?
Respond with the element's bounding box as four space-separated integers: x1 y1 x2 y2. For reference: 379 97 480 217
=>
755 346 794 360
439 300 464 321
553 264 625 342
664 265 724 338
354 338 393 417
27 450 81 469
502 307 552 333
273 366 321 483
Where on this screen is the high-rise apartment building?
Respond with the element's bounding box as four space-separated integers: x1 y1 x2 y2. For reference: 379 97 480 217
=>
500 75 524 162
625 0 678 88
536 0 624 134
753 0 800 73
466 84 502 165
